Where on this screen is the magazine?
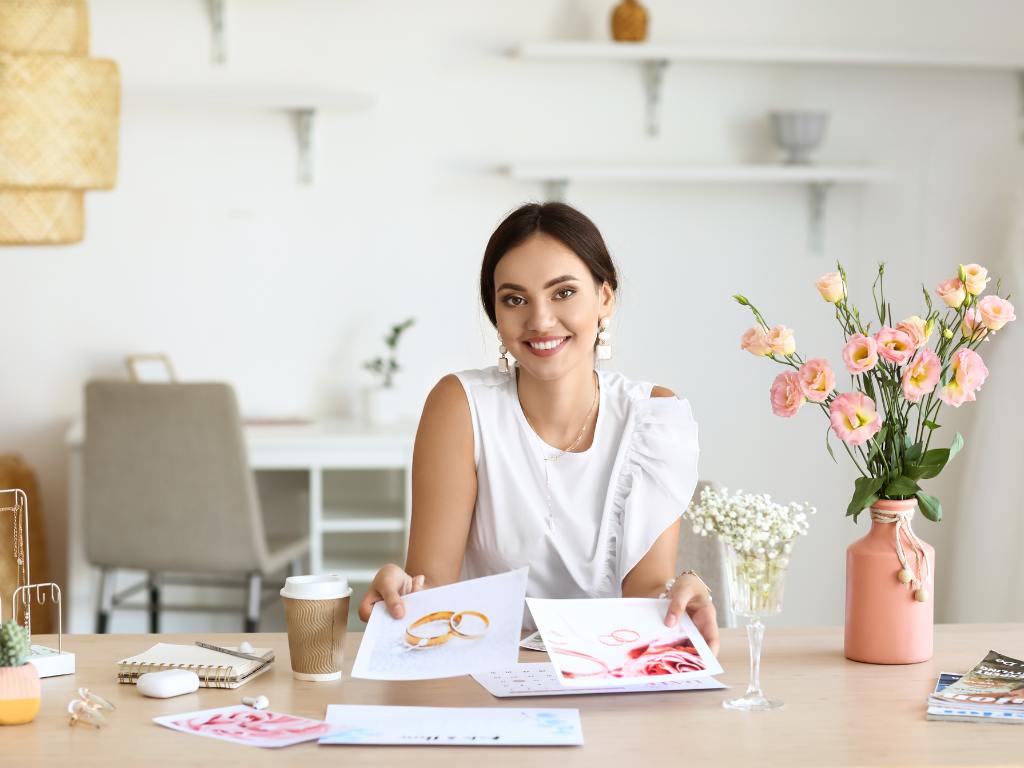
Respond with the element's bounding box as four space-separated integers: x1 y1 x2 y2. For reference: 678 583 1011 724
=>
926 650 1024 724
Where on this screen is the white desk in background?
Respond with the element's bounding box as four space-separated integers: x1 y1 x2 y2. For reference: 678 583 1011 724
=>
65 419 415 634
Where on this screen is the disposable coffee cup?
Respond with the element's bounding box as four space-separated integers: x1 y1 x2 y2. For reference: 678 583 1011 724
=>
280 574 352 682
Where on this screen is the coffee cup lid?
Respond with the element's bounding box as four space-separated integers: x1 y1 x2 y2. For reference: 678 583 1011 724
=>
280 574 352 600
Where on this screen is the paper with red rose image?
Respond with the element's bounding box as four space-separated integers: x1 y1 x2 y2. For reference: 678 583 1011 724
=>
525 597 723 688
153 705 341 748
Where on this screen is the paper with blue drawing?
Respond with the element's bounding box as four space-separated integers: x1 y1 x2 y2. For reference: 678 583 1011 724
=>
350 567 528 680
320 705 583 746
526 597 724 688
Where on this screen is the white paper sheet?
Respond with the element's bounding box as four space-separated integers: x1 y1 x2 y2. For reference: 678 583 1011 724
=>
320 704 583 745
526 597 724 688
473 662 727 697
519 630 547 652
351 568 528 680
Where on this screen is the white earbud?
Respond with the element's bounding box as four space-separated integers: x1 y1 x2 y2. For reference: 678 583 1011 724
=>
242 695 269 710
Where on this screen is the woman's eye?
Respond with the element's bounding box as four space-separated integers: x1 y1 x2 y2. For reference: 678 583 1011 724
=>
554 287 576 300
502 295 526 307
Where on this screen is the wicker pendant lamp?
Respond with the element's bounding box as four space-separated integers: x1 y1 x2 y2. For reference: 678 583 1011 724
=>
0 0 119 245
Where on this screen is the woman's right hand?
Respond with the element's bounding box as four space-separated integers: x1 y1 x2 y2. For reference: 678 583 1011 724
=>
357 564 425 622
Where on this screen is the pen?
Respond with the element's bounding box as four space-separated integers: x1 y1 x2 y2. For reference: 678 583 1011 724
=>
194 640 273 663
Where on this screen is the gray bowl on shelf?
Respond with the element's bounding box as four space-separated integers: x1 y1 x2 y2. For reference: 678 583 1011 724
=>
769 111 829 165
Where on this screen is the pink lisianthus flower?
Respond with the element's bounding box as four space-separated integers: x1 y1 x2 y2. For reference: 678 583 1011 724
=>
874 326 915 365
740 326 772 356
936 278 967 309
766 325 796 356
961 307 988 340
842 333 878 374
815 271 846 303
896 315 930 349
938 348 989 407
901 349 941 403
797 358 836 403
829 392 882 446
977 295 1016 331
770 371 804 418
962 263 990 296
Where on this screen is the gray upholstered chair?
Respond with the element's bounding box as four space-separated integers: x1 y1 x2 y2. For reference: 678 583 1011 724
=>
677 480 736 628
83 380 309 633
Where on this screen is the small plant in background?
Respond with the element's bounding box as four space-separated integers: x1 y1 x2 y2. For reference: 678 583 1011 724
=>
0 620 30 668
363 318 415 389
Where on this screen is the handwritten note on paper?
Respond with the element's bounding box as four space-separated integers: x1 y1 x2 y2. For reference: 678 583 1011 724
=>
473 662 727 698
526 597 724 688
351 568 528 680
320 705 583 746
153 705 338 748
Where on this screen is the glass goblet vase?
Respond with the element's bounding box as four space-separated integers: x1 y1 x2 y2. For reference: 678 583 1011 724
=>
722 544 789 711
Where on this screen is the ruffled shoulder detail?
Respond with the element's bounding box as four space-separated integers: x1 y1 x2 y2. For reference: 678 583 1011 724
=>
598 396 699 595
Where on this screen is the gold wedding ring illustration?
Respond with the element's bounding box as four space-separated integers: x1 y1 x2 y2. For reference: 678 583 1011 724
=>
405 610 490 649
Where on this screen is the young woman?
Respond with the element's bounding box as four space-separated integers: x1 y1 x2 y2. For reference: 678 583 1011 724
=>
359 202 718 653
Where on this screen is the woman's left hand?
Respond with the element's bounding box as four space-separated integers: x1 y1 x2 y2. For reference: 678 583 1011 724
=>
663 574 719 655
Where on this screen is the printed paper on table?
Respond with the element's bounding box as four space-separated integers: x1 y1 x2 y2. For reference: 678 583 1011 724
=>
320 704 583 746
153 705 338 748
473 662 727 698
526 597 723 688
351 567 528 680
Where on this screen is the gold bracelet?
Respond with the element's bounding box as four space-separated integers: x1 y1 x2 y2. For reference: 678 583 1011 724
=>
659 569 713 602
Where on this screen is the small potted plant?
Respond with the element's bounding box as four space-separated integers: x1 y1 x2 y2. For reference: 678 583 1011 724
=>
362 317 415 425
0 619 40 725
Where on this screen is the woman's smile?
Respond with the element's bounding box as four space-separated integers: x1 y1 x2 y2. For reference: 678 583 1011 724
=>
524 335 570 357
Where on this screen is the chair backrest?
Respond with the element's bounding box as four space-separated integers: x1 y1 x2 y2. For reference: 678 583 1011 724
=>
677 480 736 628
83 381 268 573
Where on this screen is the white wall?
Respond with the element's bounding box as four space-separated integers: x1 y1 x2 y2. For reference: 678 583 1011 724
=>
3 0 1023 631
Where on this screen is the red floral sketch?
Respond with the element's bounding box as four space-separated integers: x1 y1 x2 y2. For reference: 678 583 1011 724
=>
556 635 705 680
174 710 331 742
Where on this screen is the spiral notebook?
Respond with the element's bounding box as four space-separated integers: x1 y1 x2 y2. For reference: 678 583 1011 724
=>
116 643 274 689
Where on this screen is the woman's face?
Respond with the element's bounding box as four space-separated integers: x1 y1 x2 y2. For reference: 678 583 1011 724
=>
493 233 614 382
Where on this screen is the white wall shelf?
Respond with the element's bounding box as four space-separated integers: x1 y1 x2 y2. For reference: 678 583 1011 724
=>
123 83 374 184
507 163 891 254
514 41 1024 136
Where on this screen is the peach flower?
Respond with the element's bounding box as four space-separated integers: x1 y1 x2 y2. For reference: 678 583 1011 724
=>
938 348 989 407
797 359 836 403
815 271 846 303
961 307 988 340
770 371 804 418
962 263 990 296
766 325 796 356
829 392 883 446
901 349 940 403
842 333 878 374
874 326 915 365
977 295 1016 331
740 327 772 356
896 315 930 350
936 278 967 309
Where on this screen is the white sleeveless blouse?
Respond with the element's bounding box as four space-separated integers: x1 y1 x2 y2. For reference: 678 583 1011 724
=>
455 366 699 604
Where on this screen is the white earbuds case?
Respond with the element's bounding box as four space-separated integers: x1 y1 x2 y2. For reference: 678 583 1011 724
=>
136 669 201 698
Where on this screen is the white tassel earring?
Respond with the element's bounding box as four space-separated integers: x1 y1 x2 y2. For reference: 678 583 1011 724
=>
498 334 511 374
596 317 612 360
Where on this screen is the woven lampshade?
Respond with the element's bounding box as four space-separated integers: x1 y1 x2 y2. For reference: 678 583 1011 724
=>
0 0 88 55
0 189 83 244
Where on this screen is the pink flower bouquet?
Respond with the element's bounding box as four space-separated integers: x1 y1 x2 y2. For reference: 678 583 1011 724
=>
735 263 1015 522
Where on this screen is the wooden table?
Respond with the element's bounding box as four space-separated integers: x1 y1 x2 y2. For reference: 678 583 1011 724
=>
6 625 1022 767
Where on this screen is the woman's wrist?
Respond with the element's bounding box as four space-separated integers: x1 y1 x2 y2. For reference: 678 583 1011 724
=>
659 570 713 602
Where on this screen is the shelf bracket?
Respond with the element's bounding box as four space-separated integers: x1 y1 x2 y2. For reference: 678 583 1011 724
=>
542 179 568 203
807 182 832 256
207 0 226 64
294 109 316 185
642 59 669 137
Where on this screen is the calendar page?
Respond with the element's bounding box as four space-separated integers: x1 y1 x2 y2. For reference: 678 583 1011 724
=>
473 662 726 698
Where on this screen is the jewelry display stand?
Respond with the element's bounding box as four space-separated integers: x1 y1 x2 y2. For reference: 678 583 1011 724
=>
2 488 75 677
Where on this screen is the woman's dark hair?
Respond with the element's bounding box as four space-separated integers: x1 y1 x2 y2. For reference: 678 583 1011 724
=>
479 202 619 326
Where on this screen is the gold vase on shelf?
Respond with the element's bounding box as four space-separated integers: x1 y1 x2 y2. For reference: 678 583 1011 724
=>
611 0 648 42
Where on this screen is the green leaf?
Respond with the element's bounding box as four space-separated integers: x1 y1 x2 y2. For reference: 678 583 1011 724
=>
824 426 838 465
916 491 942 522
909 448 953 480
923 420 941 431
847 476 885 519
905 441 924 464
884 476 921 498
948 432 964 463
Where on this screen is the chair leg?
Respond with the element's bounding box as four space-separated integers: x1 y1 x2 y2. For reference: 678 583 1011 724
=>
147 572 160 634
245 572 261 633
96 567 115 634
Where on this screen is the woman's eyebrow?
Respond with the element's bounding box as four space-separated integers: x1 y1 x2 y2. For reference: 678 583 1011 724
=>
496 275 580 292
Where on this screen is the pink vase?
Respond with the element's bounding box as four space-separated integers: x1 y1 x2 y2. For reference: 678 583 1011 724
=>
844 498 935 664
